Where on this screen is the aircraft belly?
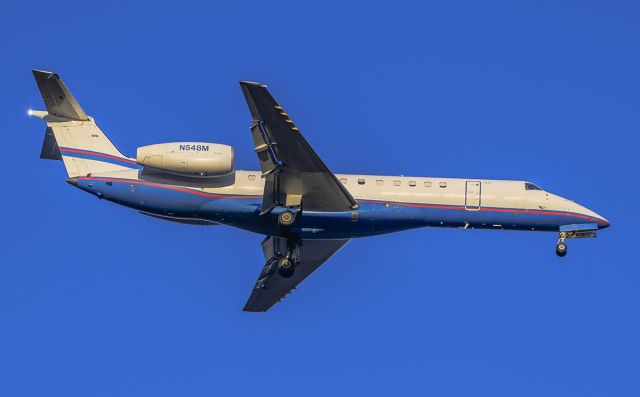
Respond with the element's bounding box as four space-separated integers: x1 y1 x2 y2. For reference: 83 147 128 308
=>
72 178 598 237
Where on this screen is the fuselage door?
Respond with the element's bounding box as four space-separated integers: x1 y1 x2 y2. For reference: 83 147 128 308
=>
465 181 481 210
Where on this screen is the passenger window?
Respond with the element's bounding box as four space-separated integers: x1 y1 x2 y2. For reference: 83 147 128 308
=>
525 182 542 191
409 181 416 187
424 181 432 188
340 178 347 184
393 180 401 186
106 182 112 186
439 182 447 188
376 179 384 186
248 175 256 181
358 179 365 185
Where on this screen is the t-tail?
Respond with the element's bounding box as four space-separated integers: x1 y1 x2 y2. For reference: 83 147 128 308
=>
31 69 138 178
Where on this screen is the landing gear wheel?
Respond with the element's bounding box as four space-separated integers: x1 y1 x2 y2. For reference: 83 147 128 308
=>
556 241 567 257
277 257 295 278
278 210 296 226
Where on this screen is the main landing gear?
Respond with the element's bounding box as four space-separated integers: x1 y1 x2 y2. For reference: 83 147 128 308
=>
266 207 301 277
278 210 297 226
274 239 301 278
277 256 295 278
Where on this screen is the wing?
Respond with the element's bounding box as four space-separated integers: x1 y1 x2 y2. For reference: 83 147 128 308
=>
243 237 350 312
239 82 358 213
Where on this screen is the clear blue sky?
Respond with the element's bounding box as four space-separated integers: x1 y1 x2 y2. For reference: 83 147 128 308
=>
1 1 638 395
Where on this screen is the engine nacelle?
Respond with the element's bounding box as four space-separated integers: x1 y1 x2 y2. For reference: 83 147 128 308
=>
136 142 234 178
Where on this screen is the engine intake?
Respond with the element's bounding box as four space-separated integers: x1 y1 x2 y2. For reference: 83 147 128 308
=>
137 142 234 178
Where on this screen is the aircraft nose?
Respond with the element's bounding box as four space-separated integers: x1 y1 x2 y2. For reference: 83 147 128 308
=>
598 216 611 229
561 196 610 229
576 203 610 229
584 207 610 229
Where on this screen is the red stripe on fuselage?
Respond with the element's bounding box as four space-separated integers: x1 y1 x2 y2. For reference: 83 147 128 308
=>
357 199 607 225
59 147 138 165
77 176 606 225
77 176 262 199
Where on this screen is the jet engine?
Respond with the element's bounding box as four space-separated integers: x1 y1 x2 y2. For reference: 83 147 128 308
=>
137 142 234 178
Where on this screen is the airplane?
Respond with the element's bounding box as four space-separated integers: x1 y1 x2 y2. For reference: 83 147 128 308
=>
30 69 610 312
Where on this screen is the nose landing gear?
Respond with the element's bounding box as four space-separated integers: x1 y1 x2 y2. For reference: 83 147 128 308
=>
556 231 569 257
556 238 567 257
554 227 598 257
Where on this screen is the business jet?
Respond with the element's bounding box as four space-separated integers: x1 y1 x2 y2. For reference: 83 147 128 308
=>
30 70 609 311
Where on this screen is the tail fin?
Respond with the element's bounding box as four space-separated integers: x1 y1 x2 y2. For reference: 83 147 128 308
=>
31 70 138 177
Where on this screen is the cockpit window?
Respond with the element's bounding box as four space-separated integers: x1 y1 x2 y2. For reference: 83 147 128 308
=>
525 182 543 191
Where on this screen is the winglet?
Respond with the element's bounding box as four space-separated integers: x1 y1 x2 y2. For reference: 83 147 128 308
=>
32 69 89 121
239 81 271 121
239 81 268 88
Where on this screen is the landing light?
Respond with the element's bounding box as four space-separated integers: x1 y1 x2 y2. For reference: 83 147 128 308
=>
27 109 33 116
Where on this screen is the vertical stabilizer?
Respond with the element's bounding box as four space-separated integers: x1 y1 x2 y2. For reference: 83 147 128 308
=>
31 69 137 177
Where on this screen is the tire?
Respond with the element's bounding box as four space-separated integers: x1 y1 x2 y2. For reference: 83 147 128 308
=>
278 210 296 226
556 242 567 257
277 257 295 278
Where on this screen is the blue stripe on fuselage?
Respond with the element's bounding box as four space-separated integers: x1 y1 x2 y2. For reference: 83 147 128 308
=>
71 176 606 239
59 147 139 169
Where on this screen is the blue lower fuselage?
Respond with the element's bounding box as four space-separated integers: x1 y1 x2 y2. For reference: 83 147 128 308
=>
72 176 609 239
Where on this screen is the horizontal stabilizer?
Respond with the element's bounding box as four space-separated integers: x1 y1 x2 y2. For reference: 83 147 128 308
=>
32 69 88 121
39 127 62 160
